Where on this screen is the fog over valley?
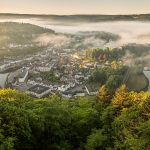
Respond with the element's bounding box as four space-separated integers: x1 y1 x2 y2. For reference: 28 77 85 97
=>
1 18 150 48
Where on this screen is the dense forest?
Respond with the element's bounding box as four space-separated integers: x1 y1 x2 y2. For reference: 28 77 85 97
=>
0 86 150 150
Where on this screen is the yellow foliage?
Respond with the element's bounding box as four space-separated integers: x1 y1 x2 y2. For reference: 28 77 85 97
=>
112 85 130 108
0 89 27 102
97 85 110 104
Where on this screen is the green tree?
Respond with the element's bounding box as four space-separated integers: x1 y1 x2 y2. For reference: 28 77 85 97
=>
85 129 107 150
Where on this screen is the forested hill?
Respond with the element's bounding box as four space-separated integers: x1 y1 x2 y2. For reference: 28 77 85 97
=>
0 86 150 150
0 22 55 57
1 13 150 22
0 22 54 46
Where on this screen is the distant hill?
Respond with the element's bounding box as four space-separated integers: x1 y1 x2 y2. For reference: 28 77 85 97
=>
1 13 150 22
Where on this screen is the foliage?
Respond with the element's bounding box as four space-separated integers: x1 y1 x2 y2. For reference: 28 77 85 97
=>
89 66 127 93
40 71 60 83
85 48 125 62
0 88 150 150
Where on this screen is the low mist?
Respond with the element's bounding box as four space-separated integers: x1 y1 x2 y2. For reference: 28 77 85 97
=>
34 33 71 48
1 18 150 48
1 18 150 64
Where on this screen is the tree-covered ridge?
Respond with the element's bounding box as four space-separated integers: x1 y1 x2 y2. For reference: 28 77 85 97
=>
0 22 54 46
0 87 150 150
0 22 55 57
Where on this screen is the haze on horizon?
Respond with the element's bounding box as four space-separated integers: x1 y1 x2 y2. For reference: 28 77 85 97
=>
0 0 150 15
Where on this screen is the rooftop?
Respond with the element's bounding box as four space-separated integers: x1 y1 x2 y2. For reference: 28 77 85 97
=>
19 69 28 78
28 85 50 94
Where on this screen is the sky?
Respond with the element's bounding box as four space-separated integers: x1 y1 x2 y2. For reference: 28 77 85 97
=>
0 0 150 15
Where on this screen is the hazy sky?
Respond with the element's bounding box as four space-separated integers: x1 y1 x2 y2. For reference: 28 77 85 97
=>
0 0 150 15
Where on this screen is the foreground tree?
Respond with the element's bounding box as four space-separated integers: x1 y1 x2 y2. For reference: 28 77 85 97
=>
0 89 150 150
97 85 110 105
112 85 131 109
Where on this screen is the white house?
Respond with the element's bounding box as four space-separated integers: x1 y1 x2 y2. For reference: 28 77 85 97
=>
74 93 85 97
18 69 29 83
58 84 71 92
36 67 51 72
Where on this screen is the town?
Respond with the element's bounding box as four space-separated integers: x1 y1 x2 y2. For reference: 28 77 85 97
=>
0 47 108 99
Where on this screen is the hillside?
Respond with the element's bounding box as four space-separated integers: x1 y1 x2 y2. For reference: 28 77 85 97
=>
0 22 55 57
0 87 150 150
0 22 121 58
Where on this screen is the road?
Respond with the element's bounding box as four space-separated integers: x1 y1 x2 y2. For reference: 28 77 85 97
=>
143 71 150 91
